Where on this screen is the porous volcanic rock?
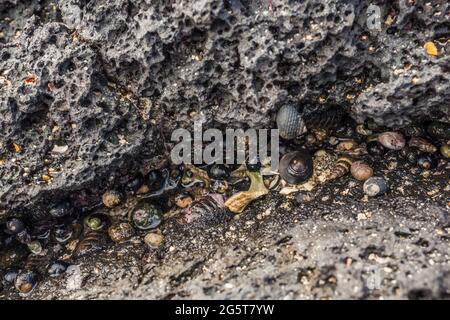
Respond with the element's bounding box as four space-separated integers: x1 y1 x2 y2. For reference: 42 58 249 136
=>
1 0 449 217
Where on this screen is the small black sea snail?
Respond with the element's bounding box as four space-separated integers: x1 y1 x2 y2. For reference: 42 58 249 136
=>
279 151 313 184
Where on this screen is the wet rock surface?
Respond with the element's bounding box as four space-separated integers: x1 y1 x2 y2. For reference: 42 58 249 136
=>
1 0 450 217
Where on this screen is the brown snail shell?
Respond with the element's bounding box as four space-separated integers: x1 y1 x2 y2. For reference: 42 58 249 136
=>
108 222 134 243
336 139 359 152
73 230 107 258
377 132 405 150
102 190 124 208
328 157 352 181
276 105 305 140
279 151 313 184
350 161 373 181
408 137 437 153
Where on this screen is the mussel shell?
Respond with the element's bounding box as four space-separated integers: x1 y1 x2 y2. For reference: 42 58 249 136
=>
2 269 19 285
279 151 313 184
54 222 82 244
16 230 31 244
276 105 304 140
130 202 162 230
30 219 55 240
147 169 165 191
409 137 437 153
73 230 108 258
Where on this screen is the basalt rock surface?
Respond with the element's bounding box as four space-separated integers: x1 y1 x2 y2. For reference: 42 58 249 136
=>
1 0 449 217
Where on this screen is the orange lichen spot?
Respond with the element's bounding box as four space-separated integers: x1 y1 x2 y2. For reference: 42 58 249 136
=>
41 175 51 182
424 41 438 57
24 73 38 85
12 143 21 153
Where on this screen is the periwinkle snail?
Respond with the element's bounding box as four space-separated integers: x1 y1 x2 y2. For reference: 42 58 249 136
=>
130 202 162 230
108 222 134 243
276 105 306 140
279 151 313 184
377 132 406 150
102 190 124 208
83 213 108 231
15 270 38 295
408 137 437 153
350 161 373 181
363 177 388 197
6 218 25 235
416 154 438 170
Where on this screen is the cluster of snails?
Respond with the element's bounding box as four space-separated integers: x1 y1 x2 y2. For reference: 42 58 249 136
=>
1 102 448 297
275 104 449 198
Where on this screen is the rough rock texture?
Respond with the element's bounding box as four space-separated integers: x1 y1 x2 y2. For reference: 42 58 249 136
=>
1 0 449 216
3 160 449 300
